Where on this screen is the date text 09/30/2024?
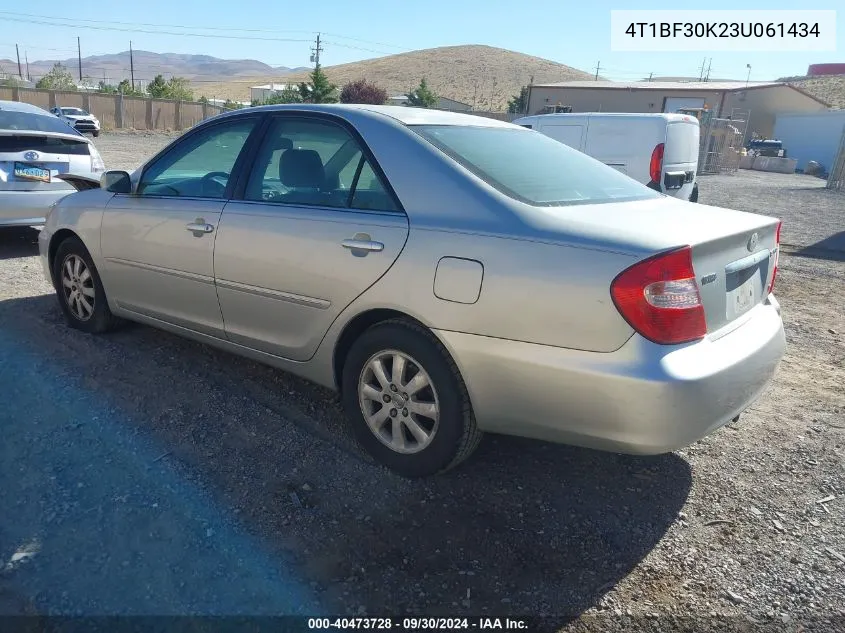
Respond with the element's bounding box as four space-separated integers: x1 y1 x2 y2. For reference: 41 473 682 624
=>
308 618 528 630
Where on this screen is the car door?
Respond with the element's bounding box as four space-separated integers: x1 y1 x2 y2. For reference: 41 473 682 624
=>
214 114 409 361
100 115 261 337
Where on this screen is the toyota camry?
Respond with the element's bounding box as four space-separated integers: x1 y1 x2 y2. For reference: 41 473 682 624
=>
38 104 786 477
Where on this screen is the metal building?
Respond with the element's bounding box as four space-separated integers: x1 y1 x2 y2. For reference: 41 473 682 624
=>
774 110 845 172
525 81 830 142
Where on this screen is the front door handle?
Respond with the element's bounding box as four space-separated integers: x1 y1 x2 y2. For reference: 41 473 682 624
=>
341 238 384 252
186 220 214 234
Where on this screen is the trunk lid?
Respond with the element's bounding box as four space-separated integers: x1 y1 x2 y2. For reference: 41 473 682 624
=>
0 132 90 192
529 196 780 334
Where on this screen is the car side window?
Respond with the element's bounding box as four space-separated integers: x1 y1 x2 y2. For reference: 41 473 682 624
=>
244 117 398 212
138 118 256 198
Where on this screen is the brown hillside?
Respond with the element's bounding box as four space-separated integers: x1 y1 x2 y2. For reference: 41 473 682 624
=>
196 45 594 111
785 75 845 109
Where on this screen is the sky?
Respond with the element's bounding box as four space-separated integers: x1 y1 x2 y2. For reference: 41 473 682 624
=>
0 0 841 83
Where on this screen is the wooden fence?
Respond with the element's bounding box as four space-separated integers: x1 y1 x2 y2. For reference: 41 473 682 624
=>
0 87 224 131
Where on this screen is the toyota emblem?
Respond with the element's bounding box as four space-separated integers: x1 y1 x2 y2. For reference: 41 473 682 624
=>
24 151 39 161
747 232 759 252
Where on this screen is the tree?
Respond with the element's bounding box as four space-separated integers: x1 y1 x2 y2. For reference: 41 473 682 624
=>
117 79 144 97
406 78 437 108
298 64 338 104
97 81 118 94
165 76 193 101
146 74 168 98
36 63 76 91
223 99 244 110
146 74 193 100
1 77 22 88
340 79 388 105
252 86 303 106
507 86 529 114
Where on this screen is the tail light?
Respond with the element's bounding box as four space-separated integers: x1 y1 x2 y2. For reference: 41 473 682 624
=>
611 246 706 345
89 143 105 173
767 221 782 295
649 143 665 184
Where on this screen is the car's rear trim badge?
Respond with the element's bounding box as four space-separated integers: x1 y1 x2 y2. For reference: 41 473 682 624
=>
700 273 717 286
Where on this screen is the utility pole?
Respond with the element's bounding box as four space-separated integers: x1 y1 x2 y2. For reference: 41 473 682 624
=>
745 63 751 87
15 44 23 78
594 61 601 80
77 36 82 81
25 51 30 81
129 41 135 91
310 33 323 67
648 72 653 82
705 58 712 82
699 57 706 81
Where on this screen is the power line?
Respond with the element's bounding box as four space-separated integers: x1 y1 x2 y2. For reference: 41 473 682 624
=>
0 15 313 43
0 11 410 52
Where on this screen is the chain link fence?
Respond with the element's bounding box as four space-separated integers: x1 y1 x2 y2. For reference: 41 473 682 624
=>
826 126 845 192
697 108 750 175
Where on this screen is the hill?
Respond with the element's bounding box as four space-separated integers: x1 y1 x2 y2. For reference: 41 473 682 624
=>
781 75 845 109
195 45 595 111
0 51 308 85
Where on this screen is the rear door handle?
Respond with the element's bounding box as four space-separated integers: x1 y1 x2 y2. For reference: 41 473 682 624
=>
186 221 214 234
341 238 384 252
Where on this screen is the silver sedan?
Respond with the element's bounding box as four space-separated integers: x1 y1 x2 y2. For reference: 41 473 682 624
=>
39 104 786 477
1 100 106 227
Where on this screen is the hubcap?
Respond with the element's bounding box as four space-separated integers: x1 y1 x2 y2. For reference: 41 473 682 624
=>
358 350 440 455
61 254 95 322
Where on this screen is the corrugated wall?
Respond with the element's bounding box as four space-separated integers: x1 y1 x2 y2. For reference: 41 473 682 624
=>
774 110 845 171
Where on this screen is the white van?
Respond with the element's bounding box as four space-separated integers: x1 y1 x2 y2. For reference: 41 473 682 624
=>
511 113 700 202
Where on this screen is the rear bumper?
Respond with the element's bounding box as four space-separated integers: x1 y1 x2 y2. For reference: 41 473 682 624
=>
0 190 74 227
436 296 785 455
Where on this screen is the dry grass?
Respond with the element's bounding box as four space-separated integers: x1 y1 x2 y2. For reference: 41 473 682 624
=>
786 75 845 109
195 45 593 111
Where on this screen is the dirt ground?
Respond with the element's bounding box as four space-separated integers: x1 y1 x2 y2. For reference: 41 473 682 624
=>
0 132 843 631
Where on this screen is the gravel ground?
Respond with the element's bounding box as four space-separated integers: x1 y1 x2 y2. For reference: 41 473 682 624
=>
0 133 843 631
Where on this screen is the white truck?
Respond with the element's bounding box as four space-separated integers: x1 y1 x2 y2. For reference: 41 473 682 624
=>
512 112 701 202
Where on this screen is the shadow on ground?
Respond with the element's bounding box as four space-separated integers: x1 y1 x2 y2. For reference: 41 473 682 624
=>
0 227 40 261
792 231 845 262
0 292 692 622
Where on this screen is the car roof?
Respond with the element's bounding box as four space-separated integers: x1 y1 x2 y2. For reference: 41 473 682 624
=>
0 100 53 115
219 103 517 128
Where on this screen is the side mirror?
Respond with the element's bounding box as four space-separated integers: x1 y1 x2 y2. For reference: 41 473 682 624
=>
101 170 132 194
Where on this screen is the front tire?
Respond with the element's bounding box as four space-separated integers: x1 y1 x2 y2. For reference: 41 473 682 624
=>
52 237 116 334
341 320 482 478
92 130 100 138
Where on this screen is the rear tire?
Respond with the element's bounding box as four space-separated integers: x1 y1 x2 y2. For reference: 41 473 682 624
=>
341 319 482 478
690 183 699 203
52 236 116 334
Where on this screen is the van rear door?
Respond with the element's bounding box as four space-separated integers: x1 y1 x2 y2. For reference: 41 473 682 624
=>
662 119 699 200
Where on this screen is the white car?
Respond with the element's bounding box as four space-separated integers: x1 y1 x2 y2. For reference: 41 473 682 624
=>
1 100 106 227
50 106 101 137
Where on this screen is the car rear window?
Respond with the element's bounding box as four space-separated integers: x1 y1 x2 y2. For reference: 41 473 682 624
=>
0 110 84 135
411 125 661 206
0 135 90 154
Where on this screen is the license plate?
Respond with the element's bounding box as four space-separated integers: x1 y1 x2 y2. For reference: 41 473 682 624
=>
734 275 756 315
14 162 51 183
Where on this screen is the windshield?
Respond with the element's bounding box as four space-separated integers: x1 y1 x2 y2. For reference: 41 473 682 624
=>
411 125 661 206
61 108 88 116
0 110 84 135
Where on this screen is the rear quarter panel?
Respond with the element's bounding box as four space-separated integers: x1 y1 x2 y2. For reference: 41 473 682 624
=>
339 227 639 354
